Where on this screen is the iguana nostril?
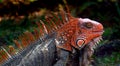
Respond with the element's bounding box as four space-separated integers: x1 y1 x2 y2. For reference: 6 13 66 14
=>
97 23 103 31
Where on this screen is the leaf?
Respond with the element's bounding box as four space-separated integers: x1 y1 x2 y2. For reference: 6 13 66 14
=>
0 0 3 2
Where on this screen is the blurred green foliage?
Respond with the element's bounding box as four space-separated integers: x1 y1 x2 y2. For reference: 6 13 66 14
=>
0 16 43 45
0 0 2 2
95 52 120 66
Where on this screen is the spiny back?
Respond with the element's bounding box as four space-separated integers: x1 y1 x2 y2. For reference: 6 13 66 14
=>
0 9 73 65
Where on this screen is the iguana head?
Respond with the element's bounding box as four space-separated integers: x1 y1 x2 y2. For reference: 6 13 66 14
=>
72 18 104 49
55 17 104 51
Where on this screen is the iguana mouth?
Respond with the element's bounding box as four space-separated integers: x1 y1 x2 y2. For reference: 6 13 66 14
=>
93 30 104 34
76 36 103 49
92 36 103 48
93 30 104 32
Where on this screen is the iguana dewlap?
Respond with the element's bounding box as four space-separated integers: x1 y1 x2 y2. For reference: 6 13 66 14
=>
55 18 104 51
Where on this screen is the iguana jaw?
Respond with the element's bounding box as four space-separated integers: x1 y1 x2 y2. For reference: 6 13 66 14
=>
93 36 103 46
76 36 103 49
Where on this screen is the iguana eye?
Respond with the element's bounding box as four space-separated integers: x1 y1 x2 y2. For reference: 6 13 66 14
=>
83 22 93 28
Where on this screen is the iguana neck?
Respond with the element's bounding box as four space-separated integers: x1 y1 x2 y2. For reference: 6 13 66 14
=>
55 18 80 51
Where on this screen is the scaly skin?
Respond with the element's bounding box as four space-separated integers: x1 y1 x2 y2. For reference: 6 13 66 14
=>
0 11 104 66
55 17 103 51
54 16 104 66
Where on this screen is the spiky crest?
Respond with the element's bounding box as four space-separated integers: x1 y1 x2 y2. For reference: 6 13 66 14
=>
0 3 73 64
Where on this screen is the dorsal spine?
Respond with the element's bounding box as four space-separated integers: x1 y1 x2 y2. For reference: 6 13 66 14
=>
0 8 71 64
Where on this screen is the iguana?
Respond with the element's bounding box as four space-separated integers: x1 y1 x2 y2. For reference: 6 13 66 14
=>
0 8 104 66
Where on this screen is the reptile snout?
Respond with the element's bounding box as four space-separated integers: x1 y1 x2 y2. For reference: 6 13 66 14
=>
94 23 104 32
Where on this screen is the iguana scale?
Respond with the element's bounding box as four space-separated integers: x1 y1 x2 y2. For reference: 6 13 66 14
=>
0 8 104 66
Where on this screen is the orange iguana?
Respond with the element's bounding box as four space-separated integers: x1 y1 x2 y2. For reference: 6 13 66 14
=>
0 9 104 66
